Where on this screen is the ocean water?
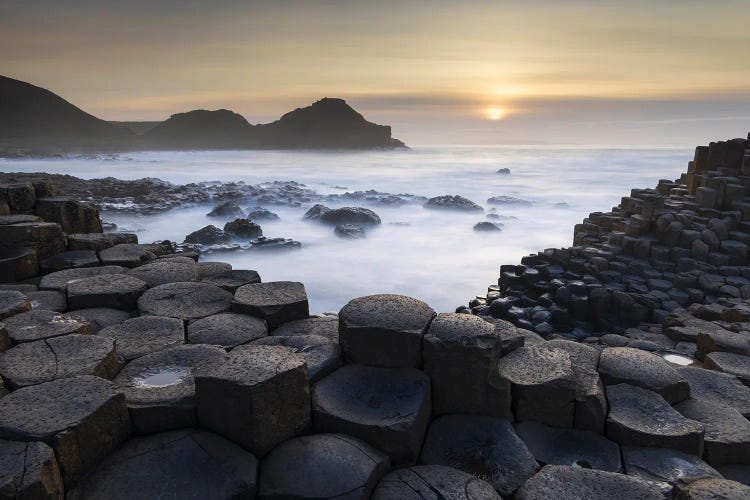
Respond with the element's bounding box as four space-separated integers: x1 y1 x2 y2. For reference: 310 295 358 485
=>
1 146 692 313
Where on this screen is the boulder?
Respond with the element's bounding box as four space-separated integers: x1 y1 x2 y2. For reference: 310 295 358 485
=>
4 309 88 344
320 207 381 226
675 478 750 499
704 351 750 386
312 364 431 465
38 250 99 274
0 440 63 499
35 197 102 234
474 221 502 231
24 290 66 312
423 195 483 212
127 259 201 287
339 294 435 368
0 290 30 319
195 344 310 456
232 281 309 329
0 247 38 283
66 232 137 252
419 414 538 496
372 465 501 500
67 274 148 310
245 207 279 221
259 433 390 499
197 261 232 277
68 307 134 333
0 375 130 485
252 334 342 382
487 195 532 206
201 269 261 292
675 398 750 466
678 366 750 417
303 204 330 220
248 236 302 251
138 282 233 321
1 183 35 212
497 168 511 174
98 244 156 268
0 222 66 260
97 316 184 361
206 201 244 218
39 265 128 292
271 315 339 341
223 218 262 238
187 312 267 349
622 445 721 487
334 223 366 239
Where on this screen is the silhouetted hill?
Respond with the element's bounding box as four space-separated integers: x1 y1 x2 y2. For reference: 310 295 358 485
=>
144 109 255 148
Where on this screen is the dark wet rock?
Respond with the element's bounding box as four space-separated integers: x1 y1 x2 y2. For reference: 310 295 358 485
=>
39 265 128 292
419 414 537 495
25 290 66 312
675 398 750 466
423 313 510 417
0 183 35 212
318 206 382 226
423 195 483 212
0 323 9 353
139 282 233 321
113 344 227 434
187 312 267 349
0 440 63 499
677 366 750 417
622 446 721 487
98 243 156 268
372 464 501 500
232 281 308 329
0 214 41 225
0 334 121 389
516 421 621 472
487 195 532 206
312 364 431 465
66 232 138 252
4 309 88 344
67 273 148 310
196 344 310 456
497 168 511 174
38 250 99 274
675 477 750 499
0 222 66 260
35 197 102 234
715 464 750 487
223 218 262 239
334 223 366 239
0 247 38 284
245 206 279 221
303 203 330 220
97 315 184 361
253 334 342 383
271 315 339 342
184 225 231 245
67 430 258 499
0 375 130 485
127 259 201 287
201 269 261 293
606 383 704 455
515 465 664 500
206 201 244 218
0 290 30 319
339 294 435 368
260 433 390 499
704 351 750 386
69 307 134 333
197 261 232 277
248 236 302 250
474 221 502 231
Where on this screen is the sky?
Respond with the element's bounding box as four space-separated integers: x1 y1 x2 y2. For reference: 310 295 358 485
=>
2 0 749 145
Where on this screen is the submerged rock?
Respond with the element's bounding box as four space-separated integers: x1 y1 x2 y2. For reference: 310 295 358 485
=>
248 236 301 251
334 224 366 239
474 221 503 232
223 219 262 239
424 195 483 212
497 168 511 174
320 206 381 226
245 206 280 221
487 195 532 206
206 202 244 218
303 203 330 220
183 225 231 245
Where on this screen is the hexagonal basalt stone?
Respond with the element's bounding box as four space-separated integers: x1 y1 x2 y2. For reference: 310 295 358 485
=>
678 366 750 417
260 433 390 499
232 281 309 330
67 274 148 311
0 247 38 283
25 290 66 312
98 244 156 268
606 383 704 455
675 398 750 466
704 351 750 386
66 232 138 252
515 421 621 472
0 440 63 499
0 290 30 319
201 269 261 293
339 294 436 368
68 307 134 333
271 315 339 341
515 465 664 500
423 313 510 418
139 282 233 321
0 375 131 485
96 316 184 361
4 309 89 344
253 334 342 383
0 334 122 389
0 222 65 260
127 260 201 287
113 344 227 434
38 250 99 275
372 465 501 500
675 478 750 499
195 344 310 456
197 261 232 277
622 446 721 487
419 414 538 496
0 322 9 353
39 265 128 292
187 312 267 349
67 430 258 499
598 347 690 404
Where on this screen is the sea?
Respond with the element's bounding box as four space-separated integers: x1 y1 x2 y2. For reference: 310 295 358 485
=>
0 146 693 314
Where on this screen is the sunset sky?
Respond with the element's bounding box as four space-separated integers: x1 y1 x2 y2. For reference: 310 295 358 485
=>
2 0 749 145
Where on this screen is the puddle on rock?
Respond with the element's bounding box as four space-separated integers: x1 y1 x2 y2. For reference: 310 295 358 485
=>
663 353 694 366
133 367 189 388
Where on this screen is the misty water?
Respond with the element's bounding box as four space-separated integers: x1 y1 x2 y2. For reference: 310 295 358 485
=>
1 146 692 313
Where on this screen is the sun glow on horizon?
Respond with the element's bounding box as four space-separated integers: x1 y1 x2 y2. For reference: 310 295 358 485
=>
485 107 506 121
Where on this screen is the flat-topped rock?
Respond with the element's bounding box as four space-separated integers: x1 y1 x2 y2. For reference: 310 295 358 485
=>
25 290 66 312
0 322 8 353
0 375 130 485
127 259 201 287
35 197 102 234
715 464 750 487
0 334 121 389
0 247 38 283
39 265 128 292
97 315 184 361
423 195 483 212
38 250 99 274
195 344 310 456
419 414 538 496
516 465 664 500
312 364 431 465
0 214 41 225
139 282 233 321
0 290 30 319
271 314 339 341
201 269 261 292
598 347 691 404
197 261 232 277
320 206 382 226
4 309 88 344
0 222 66 260
704 351 750 386
515 421 621 472
0 440 63 499
372 465 501 500
606 383 704 455
339 294 435 368
67 273 148 310
232 281 309 329
187 312 267 349
260 433 390 499
678 366 750 417
67 430 258 499
675 398 750 466
113 344 227 434
675 478 750 499
1 183 35 212
66 232 137 252
622 446 721 487
69 307 134 333
252 334 341 382
98 244 156 268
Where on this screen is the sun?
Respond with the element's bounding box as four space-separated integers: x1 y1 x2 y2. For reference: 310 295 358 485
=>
485 107 506 121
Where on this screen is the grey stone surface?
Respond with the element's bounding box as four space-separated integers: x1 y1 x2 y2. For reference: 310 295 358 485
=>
25 290 66 312
271 315 339 341
0 290 30 319
313 364 431 465
704 351 750 386
0 247 38 284
4 309 89 344
715 464 750 487
675 398 750 466
622 446 721 487
97 315 184 361
372 465 502 500
0 439 63 499
0 222 65 260
66 232 138 252
515 421 621 472
196 344 310 456
598 347 691 404
38 250 99 274
232 281 309 329
606 383 704 455
67 274 148 310
419 414 538 496
339 294 435 368
0 334 122 389
0 322 8 353
260 433 390 499
675 477 750 499
197 261 232 277
252 334 342 383
201 269 261 292
34 197 101 234
113 344 227 434
187 312 267 349
67 307 134 333
127 259 201 287
98 244 156 268
678 366 750 417
515 465 664 500
0 375 130 485
67 430 258 499
138 282 233 321
38 265 128 293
